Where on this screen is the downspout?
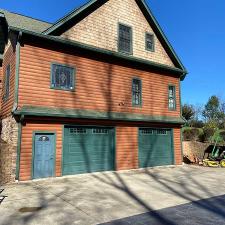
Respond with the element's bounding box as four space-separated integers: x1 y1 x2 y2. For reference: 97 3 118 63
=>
12 30 22 113
13 31 22 181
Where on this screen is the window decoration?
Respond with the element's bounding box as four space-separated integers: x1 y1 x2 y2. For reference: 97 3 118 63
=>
51 63 75 90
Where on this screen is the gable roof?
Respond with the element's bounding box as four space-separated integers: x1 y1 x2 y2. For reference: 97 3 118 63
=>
43 0 187 73
0 9 51 33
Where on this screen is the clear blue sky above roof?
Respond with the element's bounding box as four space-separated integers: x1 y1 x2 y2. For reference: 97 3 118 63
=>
1 0 224 106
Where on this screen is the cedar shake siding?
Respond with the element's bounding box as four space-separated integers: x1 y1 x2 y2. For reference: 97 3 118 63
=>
62 0 174 67
18 44 181 118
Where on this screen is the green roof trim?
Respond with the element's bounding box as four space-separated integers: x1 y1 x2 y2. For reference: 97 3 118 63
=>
43 0 187 75
10 26 186 78
13 106 186 124
44 0 102 35
137 0 187 72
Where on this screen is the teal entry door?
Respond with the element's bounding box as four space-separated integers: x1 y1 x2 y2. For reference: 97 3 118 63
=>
33 133 55 179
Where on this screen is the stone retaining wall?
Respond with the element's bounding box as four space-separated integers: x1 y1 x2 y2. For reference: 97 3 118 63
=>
183 141 210 163
0 141 17 185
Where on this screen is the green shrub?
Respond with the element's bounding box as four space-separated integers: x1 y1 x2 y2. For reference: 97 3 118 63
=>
211 130 225 145
183 128 200 141
201 127 215 143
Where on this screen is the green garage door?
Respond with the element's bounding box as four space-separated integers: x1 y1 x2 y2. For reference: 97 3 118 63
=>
63 126 115 175
139 128 174 168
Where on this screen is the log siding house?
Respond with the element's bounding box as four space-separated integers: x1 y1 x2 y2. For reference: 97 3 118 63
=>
0 0 187 182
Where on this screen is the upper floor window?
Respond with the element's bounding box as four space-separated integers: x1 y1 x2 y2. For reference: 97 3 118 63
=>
132 78 142 107
118 24 132 54
51 63 75 91
146 33 154 52
3 65 10 101
168 85 176 110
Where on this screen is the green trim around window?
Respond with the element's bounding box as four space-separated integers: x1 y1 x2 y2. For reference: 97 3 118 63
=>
31 131 57 180
145 32 155 52
132 77 142 108
168 85 176 111
118 23 133 55
50 62 76 91
16 122 22 180
13 106 186 125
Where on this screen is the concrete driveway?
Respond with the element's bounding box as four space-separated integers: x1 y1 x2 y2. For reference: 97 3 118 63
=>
0 165 225 225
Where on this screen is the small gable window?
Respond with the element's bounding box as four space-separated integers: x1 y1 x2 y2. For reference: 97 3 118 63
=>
118 24 132 54
51 63 75 91
132 78 142 107
146 33 154 52
3 65 10 101
168 85 176 110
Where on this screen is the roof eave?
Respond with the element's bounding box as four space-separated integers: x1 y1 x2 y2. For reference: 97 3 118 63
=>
137 0 187 73
43 0 103 35
10 26 187 77
13 106 186 125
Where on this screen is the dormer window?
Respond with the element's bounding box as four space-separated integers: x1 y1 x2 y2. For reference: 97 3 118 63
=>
51 63 75 91
118 24 132 54
146 32 154 52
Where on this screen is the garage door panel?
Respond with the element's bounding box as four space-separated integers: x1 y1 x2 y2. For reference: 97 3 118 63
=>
139 128 174 168
63 126 115 175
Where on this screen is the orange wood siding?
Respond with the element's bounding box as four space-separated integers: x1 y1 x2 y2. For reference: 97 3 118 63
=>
1 44 16 118
174 128 182 165
19 44 181 118
19 123 63 181
116 126 138 170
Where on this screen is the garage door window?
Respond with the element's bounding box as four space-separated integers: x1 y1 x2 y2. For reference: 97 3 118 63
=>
93 128 109 134
69 128 87 134
141 129 168 135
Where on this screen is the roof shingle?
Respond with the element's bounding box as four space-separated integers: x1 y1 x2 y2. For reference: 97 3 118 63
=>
0 9 51 33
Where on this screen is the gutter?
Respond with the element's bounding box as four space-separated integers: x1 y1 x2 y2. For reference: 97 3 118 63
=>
9 26 187 79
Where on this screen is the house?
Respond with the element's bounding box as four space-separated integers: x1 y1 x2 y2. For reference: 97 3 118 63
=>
0 0 187 182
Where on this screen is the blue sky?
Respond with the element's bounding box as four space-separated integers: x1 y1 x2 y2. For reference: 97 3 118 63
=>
1 0 225 106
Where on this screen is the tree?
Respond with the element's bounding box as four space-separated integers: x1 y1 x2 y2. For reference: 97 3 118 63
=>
182 104 195 122
202 95 225 128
